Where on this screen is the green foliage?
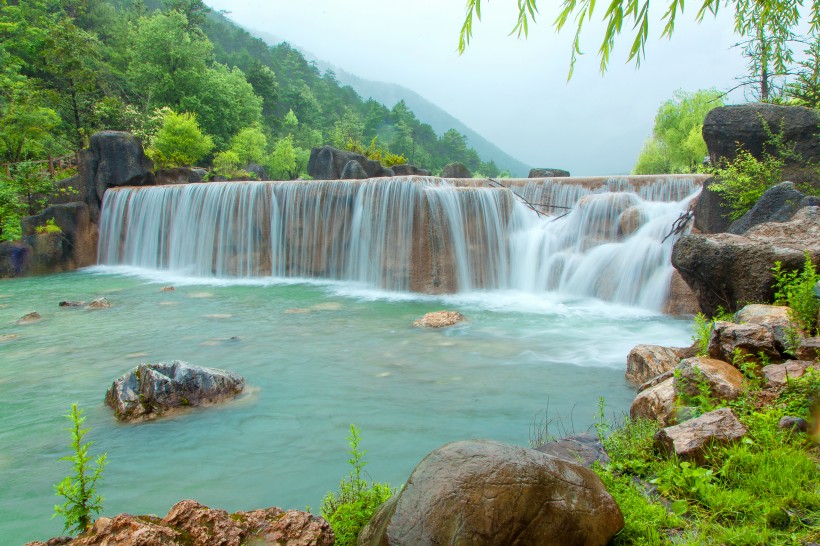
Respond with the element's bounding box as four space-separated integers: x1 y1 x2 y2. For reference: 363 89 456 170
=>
53 403 107 536
633 89 724 175
268 136 299 181
691 306 732 356
0 160 54 241
321 425 393 546
147 110 214 168
787 34 820 108
345 137 407 168
675 366 716 414
772 253 820 336
228 125 267 165
601 417 660 475
212 150 248 180
36 218 62 235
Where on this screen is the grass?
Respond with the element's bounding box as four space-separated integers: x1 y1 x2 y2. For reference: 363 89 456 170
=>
594 368 820 545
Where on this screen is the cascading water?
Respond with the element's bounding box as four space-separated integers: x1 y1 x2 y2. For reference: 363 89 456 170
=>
98 176 701 310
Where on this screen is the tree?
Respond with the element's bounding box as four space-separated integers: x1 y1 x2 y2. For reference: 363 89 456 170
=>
229 125 268 165
458 0 820 79
268 135 298 180
633 89 723 175
787 34 820 107
147 110 214 168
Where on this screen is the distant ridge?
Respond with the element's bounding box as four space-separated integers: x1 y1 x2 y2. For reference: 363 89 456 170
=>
239 27 530 177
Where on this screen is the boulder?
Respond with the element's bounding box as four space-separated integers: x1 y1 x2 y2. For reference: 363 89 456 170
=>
104 361 245 421
358 439 623 546
796 337 820 361
692 177 732 234
26 501 332 546
391 164 431 176
534 432 610 468
625 344 690 385
59 301 86 307
245 163 268 181
728 182 807 234
671 207 820 316
0 241 32 277
19 202 98 273
340 159 368 180
733 304 796 353
618 206 645 237
638 369 675 393
23 232 64 275
630 377 677 425
17 311 42 325
440 162 472 179
307 146 394 180
75 131 155 222
674 357 745 403
87 297 111 310
663 269 701 315
779 416 810 433
654 407 748 465
708 321 780 363
154 167 207 185
762 360 815 389
702 104 820 187
412 311 466 328
529 168 571 178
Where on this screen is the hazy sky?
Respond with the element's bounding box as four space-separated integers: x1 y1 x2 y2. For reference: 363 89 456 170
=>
205 0 749 175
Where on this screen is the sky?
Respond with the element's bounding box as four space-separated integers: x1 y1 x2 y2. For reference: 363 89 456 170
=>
204 0 750 176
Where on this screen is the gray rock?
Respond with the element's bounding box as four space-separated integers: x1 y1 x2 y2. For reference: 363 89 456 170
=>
693 177 732 234
391 164 431 176
105 361 245 421
17 311 42 325
0 241 32 278
654 407 748 465
529 168 570 178
728 182 806 234
440 162 472 178
762 360 815 389
796 337 820 361
245 163 268 180
674 357 745 403
733 304 796 354
340 159 368 180
359 439 623 546
534 432 610 468
154 167 206 185
778 416 809 433
307 146 394 180
708 321 781 362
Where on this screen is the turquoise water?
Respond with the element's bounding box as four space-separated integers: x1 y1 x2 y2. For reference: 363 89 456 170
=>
0 268 692 543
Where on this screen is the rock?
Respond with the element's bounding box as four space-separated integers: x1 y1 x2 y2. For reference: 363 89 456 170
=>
412 311 466 328
104 360 245 421
245 163 268 181
28 501 332 546
779 416 810 433
664 269 701 315
359 439 623 546
626 344 693 385
672 207 820 316
693 177 732 234
307 146 394 180
734 304 797 354
702 104 820 187
762 360 815 389
17 312 42 325
391 164 431 176
674 357 745 403
340 159 368 180
654 407 748 465
20 202 98 270
534 432 610 468
630 377 677 425
728 182 807 234
87 297 111 310
59 300 86 307
796 337 820 361
618 206 645 237
154 167 206 185
161 286 175 292
75 131 155 222
638 369 675 393
708 321 781 362
440 162 472 178
23 232 64 275
529 168 571 178
0 241 32 277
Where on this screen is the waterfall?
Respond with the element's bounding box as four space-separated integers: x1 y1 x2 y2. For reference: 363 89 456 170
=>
98 175 701 310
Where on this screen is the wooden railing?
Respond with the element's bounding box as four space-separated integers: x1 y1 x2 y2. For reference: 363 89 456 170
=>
2 152 80 178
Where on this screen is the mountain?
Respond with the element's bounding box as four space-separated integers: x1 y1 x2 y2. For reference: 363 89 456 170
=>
238 28 530 177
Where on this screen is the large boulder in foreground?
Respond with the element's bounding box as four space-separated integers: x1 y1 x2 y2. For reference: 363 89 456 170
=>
672 207 820 316
654 407 748 465
25 500 333 546
105 361 244 421
359 439 623 546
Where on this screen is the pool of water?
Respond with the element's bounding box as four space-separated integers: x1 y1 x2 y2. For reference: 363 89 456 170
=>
0 268 692 543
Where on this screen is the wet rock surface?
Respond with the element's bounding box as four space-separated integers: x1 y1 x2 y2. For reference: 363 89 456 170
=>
654 407 748 465
674 357 745 403
412 310 466 328
534 432 610 468
626 344 691 385
708 321 781 363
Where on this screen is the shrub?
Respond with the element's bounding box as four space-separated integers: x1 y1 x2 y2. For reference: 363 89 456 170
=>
772 253 820 336
320 425 393 546
53 403 107 535
212 150 249 180
691 306 733 356
35 218 62 235
147 110 214 168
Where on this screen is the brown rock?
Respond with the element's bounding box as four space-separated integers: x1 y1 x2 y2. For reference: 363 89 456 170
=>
412 311 465 328
72 514 181 545
630 377 678 426
762 360 815 389
664 269 701 315
674 357 745 403
618 206 645 237
734 304 797 353
17 311 42 325
708 321 780 363
160 286 175 292
654 407 748 465
87 297 111 309
796 337 820 361
359 439 623 546
249 509 334 546
638 369 675 393
626 344 690 385
163 500 245 545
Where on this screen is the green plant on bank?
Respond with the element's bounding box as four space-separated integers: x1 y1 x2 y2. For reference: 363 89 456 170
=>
593 369 820 545
692 306 733 356
35 217 62 235
53 403 107 536
674 366 715 416
320 425 393 546
773 252 820 337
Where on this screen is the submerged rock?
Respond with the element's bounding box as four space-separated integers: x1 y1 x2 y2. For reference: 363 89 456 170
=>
359 439 623 546
104 360 245 421
654 407 748 465
17 312 42 325
413 311 466 328
26 500 332 546
87 297 111 309
59 300 86 307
